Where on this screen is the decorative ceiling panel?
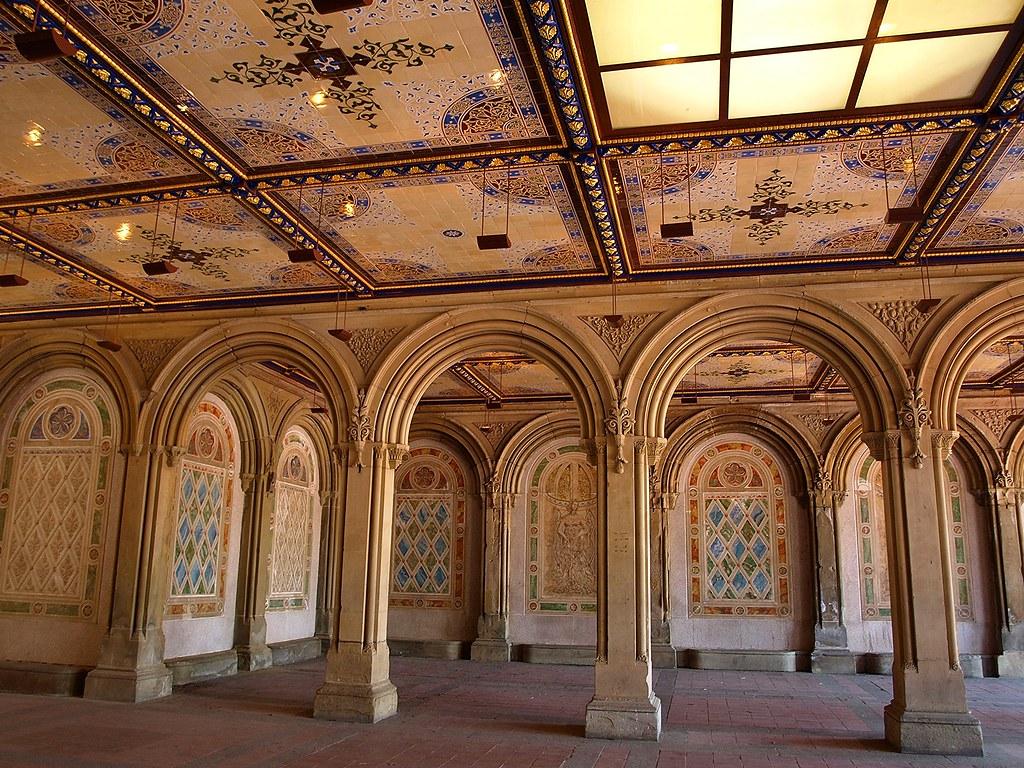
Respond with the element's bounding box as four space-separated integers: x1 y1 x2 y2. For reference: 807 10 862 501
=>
0 23 199 201
615 131 957 272
272 164 599 287
930 125 1024 253
678 342 830 393
69 0 557 171
0 256 111 310
964 336 1024 383
464 354 568 397
26 194 337 299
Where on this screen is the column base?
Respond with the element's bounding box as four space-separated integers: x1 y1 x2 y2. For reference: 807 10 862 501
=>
585 693 661 741
314 680 398 723
83 665 173 703
997 650 1024 677
235 644 273 672
811 649 857 674
470 638 511 663
651 643 677 669
883 703 983 756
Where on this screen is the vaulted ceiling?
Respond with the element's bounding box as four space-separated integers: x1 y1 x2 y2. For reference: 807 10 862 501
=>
1 0 1024 320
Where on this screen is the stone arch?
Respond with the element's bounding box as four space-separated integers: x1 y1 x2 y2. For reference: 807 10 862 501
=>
494 411 581 495
144 319 358 452
623 292 907 438
0 330 142 445
368 307 612 446
920 277 1024 431
661 407 816 499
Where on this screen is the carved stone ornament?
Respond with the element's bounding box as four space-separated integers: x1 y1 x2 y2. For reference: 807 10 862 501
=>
580 313 658 359
930 430 958 462
813 460 834 494
862 300 931 351
995 467 1014 489
343 327 402 372
604 380 635 474
124 337 185 380
348 388 371 470
969 408 1014 440
899 376 931 469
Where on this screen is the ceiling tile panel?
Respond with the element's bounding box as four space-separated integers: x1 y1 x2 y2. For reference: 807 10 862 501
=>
732 0 874 51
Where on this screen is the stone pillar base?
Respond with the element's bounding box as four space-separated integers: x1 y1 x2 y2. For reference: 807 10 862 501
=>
811 649 857 674
235 644 273 672
883 703 983 756
651 643 677 669
997 650 1024 677
470 638 511 663
83 665 173 703
314 680 398 723
585 693 662 741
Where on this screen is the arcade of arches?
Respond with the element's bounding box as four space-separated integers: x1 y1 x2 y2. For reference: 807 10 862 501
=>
5 1 1024 764
2 283 1024 760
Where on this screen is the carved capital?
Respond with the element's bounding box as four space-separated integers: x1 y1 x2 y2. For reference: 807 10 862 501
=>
634 436 666 465
162 444 186 468
861 430 897 461
374 442 409 471
930 429 958 461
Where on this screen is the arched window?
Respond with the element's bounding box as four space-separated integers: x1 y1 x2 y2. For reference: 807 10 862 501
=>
268 428 318 611
855 455 972 620
686 440 791 618
167 400 235 618
527 446 597 615
390 447 466 610
0 375 115 621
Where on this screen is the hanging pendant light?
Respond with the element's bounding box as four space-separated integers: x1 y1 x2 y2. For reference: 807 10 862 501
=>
0 211 30 287
312 0 372 14
328 287 353 341
97 285 122 352
660 146 695 239
477 165 512 250
603 279 624 329
287 180 318 263
15 1 75 63
141 197 178 276
883 131 924 225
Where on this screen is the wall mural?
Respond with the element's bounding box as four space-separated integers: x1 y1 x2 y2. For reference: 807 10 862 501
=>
686 441 791 618
390 447 465 609
856 456 972 621
267 427 317 611
0 375 115 621
527 446 597 614
166 399 236 618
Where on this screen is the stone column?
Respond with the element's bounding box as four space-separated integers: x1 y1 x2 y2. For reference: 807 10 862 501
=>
314 477 342 643
809 468 854 673
988 473 1024 676
233 466 274 671
649 476 676 669
314 442 406 723
84 444 179 702
584 414 662 741
471 476 513 662
863 403 983 755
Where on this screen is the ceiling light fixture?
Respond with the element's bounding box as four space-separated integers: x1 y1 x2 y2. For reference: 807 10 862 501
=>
0 211 30 288
328 287 352 341
311 0 373 14
477 164 512 250
114 221 132 242
97 285 122 352
142 196 179 276
488 68 505 86
882 131 924 225
660 145 694 239
287 181 317 262
15 1 75 62
23 122 45 147
604 278 624 329
309 89 328 108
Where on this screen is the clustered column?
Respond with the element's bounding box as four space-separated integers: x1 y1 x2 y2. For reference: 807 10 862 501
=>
988 472 1024 675
471 477 514 662
809 469 854 673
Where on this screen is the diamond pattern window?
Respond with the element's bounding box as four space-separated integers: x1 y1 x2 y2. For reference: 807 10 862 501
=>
268 427 318 611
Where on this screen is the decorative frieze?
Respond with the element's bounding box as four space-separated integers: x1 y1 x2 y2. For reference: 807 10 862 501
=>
862 300 931 351
969 408 1014 440
343 327 402 372
124 337 185 380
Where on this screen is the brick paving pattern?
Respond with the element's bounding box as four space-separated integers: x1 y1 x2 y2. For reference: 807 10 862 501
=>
0 657 1022 767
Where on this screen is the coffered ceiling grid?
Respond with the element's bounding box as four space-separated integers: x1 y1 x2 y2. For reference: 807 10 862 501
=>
0 0 1023 318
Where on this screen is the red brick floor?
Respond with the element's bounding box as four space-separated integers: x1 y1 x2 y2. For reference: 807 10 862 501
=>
1 657 1022 767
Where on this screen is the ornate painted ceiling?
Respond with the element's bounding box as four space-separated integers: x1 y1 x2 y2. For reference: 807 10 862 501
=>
1 0 1024 318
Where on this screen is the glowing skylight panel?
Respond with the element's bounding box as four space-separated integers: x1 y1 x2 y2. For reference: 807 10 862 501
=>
730 47 861 118
603 61 720 128
732 0 874 51
858 32 1009 107
879 0 1022 36
585 0 721 65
